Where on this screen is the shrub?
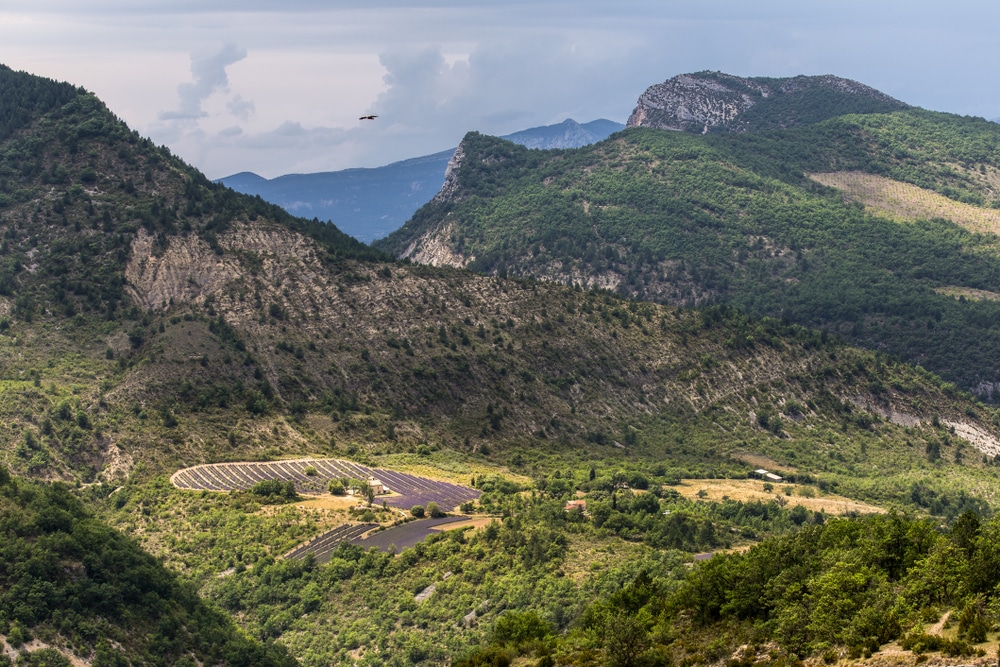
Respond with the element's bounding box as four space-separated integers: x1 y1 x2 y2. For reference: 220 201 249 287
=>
411 505 425 518
491 610 552 645
249 480 297 502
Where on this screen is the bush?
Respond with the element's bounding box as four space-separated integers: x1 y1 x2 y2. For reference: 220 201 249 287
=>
249 480 297 502
900 632 975 657
426 501 444 518
452 646 513 667
411 505 425 518
492 610 552 645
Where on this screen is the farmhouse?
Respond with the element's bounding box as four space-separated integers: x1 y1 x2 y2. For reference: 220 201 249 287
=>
347 476 388 497
565 499 587 512
367 476 388 495
753 468 784 483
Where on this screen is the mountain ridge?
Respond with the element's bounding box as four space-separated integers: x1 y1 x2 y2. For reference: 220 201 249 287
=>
375 80 1000 396
0 64 993 488
217 118 623 242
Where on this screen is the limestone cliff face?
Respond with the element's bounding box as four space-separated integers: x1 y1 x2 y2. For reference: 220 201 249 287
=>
627 72 906 133
627 73 767 133
125 222 329 313
432 143 465 204
399 222 474 268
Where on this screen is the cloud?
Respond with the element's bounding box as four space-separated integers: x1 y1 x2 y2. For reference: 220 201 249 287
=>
182 38 650 178
159 43 247 122
226 94 255 120
365 36 651 143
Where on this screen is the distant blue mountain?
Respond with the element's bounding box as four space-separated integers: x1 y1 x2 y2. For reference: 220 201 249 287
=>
218 118 623 243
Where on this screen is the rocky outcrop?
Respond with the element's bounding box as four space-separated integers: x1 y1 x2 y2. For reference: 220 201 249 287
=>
125 220 330 313
399 222 473 268
432 143 465 204
627 71 906 133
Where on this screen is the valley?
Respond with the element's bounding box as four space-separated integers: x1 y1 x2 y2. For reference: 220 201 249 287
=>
3 63 1000 666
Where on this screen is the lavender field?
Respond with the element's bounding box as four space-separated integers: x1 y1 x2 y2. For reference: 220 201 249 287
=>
170 458 480 511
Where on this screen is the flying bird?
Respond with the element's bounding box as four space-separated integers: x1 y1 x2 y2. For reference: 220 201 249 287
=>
359 114 378 120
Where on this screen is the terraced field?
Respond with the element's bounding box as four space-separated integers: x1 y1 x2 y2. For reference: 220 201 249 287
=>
170 458 480 511
284 523 378 564
350 516 469 554
284 516 470 561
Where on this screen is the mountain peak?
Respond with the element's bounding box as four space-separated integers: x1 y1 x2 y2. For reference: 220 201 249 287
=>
627 71 907 133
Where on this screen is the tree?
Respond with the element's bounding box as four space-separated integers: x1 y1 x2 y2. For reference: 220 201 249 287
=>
427 501 444 518
411 505 425 518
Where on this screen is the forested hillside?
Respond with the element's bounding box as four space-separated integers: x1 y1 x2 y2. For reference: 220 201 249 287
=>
376 111 1000 396
219 118 624 243
0 469 297 666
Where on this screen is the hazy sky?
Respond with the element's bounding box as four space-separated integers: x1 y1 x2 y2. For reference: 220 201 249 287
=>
2 1 998 179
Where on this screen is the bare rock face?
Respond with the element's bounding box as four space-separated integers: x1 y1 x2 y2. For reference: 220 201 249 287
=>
432 143 466 204
627 71 906 133
399 222 474 268
628 73 767 133
125 220 330 314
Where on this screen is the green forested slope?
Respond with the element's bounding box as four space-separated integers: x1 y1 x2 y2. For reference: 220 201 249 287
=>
376 112 1000 394
0 67 380 321
0 468 297 666
456 509 1000 666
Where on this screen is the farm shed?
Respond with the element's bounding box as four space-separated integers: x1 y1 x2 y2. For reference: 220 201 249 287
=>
753 469 784 483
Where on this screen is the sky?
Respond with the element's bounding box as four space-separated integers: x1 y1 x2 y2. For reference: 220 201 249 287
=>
1 1 998 180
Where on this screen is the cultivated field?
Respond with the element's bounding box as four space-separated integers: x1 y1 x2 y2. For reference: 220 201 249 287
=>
284 522 378 564
349 516 469 553
809 171 1000 234
170 458 480 511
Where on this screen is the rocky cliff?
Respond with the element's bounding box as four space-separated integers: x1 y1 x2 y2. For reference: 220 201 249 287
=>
627 71 907 133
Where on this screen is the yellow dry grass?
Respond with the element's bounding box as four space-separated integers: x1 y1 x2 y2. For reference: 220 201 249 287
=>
293 496 361 511
934 286 1000 302
809 171 1000 234
672 478 885 515
428 517 495 532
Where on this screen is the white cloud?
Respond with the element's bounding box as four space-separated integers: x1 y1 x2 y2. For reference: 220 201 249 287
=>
159 43 248 122
226 94 255 121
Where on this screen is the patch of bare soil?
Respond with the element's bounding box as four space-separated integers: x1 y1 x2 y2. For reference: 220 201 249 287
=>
293 496 359 511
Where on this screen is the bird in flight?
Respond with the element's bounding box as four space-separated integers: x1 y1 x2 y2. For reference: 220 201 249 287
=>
359 114 378 120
